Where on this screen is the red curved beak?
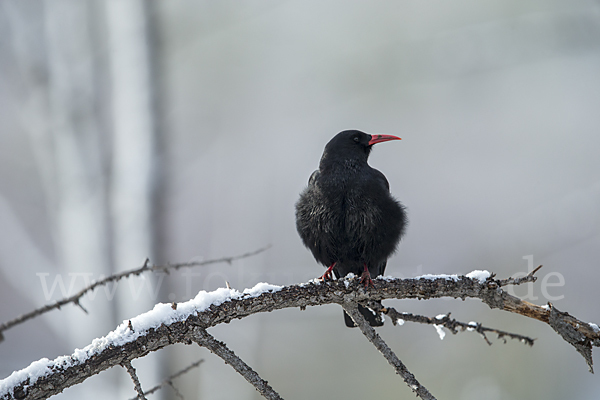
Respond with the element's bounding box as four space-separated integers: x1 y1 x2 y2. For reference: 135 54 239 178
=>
368 134 401 145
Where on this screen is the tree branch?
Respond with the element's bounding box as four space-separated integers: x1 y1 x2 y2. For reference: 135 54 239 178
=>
1 272 598 399
378 305 535 346
343 303 437 400
122 361 147 400
494 264 543 287
191 328 283 400
0 246 270 342
128 359 203 400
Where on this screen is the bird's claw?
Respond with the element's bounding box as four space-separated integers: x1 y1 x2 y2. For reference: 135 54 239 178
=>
360 270 375 288
320 269 334 282
319 263 336 282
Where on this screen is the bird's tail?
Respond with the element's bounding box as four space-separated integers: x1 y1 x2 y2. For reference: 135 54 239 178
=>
343 302 384 327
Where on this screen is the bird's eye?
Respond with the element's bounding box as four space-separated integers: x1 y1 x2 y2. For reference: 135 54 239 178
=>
353 136 360 143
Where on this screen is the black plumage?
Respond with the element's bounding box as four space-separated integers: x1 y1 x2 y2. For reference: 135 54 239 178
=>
295 130 407 327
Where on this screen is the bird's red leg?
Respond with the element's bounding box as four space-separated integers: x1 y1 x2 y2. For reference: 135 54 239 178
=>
320 262 336 281
359 263 375 288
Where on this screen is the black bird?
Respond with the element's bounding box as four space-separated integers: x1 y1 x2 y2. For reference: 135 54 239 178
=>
295 130 407 327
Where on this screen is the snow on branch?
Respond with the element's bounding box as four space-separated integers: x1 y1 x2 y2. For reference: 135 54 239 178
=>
1 269 599 400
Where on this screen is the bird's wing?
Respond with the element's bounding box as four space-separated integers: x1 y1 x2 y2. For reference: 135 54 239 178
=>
372 169 390 191
308 170 320 186
377 260 388 277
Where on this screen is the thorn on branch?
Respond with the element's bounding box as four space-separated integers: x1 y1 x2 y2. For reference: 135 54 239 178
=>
74 299 88 314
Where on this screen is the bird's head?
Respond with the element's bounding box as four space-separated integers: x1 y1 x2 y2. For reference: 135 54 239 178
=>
321 130 401 166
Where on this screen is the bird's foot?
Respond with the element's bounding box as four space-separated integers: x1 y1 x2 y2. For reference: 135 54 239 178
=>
360 266 375 288
320 263 336 282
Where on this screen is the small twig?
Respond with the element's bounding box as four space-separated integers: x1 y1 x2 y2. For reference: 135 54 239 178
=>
496 265 543 287
122 361 147 400
0 246 271 341
191 328 283 400
378 306 535 346
167 382 185 400
342 302 437 400
128 359 204 400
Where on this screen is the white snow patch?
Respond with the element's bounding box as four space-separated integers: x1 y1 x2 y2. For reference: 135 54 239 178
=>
416 273 459 281
300 279 323 286
0 282 282 397
467 321 478 331
342 273 356 288
541 304 551 311
589 323 600 333
377 275 396 282
0 358 53 397
396 319 405 326
415 270 491 283
242 282 282 297
434 325 446 340
465 270 491 283
435 314 447 320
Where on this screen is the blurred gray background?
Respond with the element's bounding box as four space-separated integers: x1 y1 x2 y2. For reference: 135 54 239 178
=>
1 0 599 399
